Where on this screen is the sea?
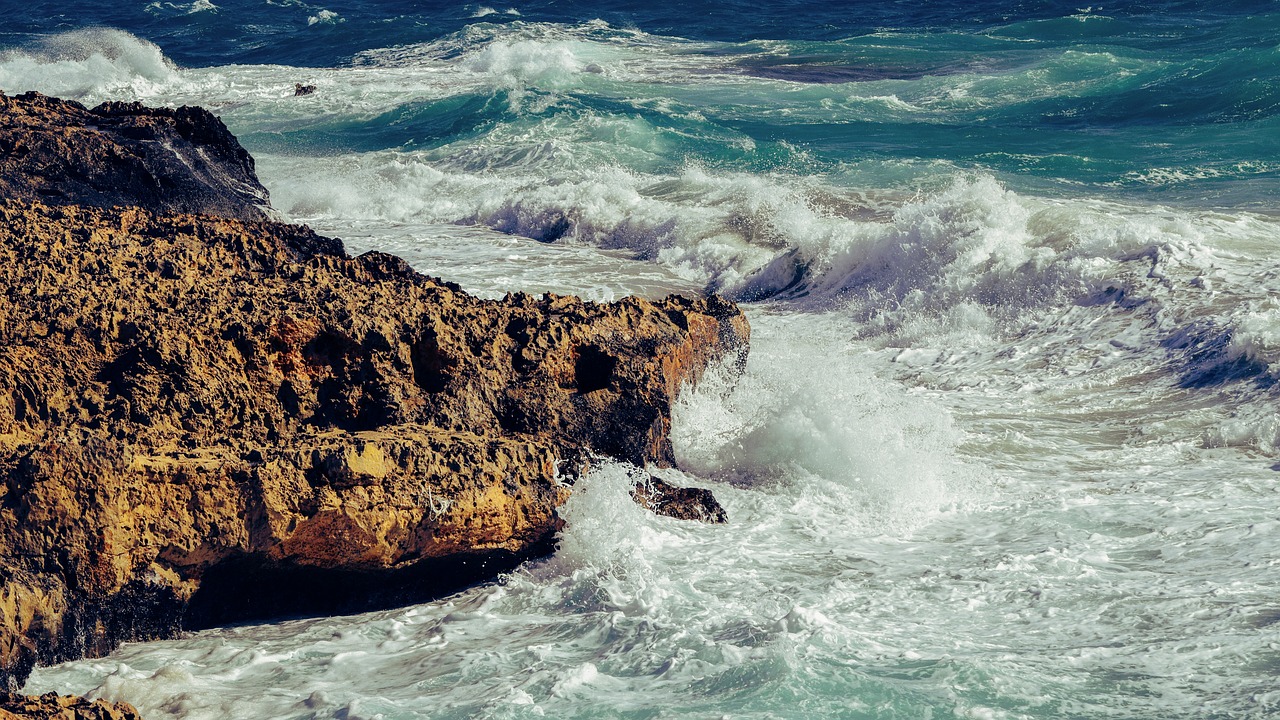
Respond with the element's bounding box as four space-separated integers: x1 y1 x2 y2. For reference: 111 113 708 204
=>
4 1 1280 717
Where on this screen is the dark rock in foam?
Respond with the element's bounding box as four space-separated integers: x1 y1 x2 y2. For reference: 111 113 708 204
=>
632 475 729 524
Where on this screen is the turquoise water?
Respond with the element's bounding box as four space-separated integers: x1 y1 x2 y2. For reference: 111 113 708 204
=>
7 2 1280 208
6 3 1280 718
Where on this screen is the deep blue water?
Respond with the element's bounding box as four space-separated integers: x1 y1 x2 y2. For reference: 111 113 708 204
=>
8 1 1275 66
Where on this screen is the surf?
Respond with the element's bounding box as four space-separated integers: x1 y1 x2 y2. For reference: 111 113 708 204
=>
7 4 1280 717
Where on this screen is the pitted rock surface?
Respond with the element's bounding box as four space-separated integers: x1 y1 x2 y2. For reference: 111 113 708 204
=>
0 200 749 690
0 691 143 720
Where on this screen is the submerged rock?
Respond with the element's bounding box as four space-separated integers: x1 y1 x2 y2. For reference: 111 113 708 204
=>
0 91 271 221
0 199 747 690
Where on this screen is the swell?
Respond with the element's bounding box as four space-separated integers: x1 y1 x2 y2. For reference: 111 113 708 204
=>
7 25 1280 410
4 20 1278 204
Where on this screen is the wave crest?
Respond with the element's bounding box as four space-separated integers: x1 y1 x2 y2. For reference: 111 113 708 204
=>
0 28 179 102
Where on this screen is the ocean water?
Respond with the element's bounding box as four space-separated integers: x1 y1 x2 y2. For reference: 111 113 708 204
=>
6 2 1280 717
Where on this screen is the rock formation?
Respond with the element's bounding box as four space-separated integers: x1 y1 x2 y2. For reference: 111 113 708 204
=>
0 92 749 694
632 476 728 524
0 692 143 720
0 200 747 690
0 91 271 222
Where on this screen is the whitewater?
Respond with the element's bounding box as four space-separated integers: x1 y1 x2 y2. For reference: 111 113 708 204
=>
5 3 1280 717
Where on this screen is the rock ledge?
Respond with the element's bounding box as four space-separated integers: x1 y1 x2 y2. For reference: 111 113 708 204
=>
0 93 749 695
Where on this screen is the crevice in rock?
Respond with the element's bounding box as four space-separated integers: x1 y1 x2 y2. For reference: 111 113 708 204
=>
410 331 449 393
573 344 617 393
183 543 556 630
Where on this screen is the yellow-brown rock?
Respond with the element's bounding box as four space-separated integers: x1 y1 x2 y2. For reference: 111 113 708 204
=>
0 691 143 720
0 200 750 690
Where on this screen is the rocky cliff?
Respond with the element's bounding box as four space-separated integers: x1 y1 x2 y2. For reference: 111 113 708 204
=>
0 93 749 693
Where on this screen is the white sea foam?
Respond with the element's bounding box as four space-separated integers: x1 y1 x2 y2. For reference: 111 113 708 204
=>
306 9 341 26
1224 307 1280 371
0 29 179 100
463 38 584 92
671 313 971 528
257 145 1236 338
145 0 218 14
320 219 699 302
0 22 1171 126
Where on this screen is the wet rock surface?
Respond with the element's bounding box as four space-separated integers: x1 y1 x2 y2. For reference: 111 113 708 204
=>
0 91 271 221
631 476 729 524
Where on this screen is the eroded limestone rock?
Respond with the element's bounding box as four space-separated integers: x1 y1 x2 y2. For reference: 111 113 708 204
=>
0 200 749 689
0 691 143 720
0 93 749 700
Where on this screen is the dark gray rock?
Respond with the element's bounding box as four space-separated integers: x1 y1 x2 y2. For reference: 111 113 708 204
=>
632 475 728 523
0 91 272 221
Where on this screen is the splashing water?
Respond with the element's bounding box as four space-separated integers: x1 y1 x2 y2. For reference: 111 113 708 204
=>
8 3 1280 717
